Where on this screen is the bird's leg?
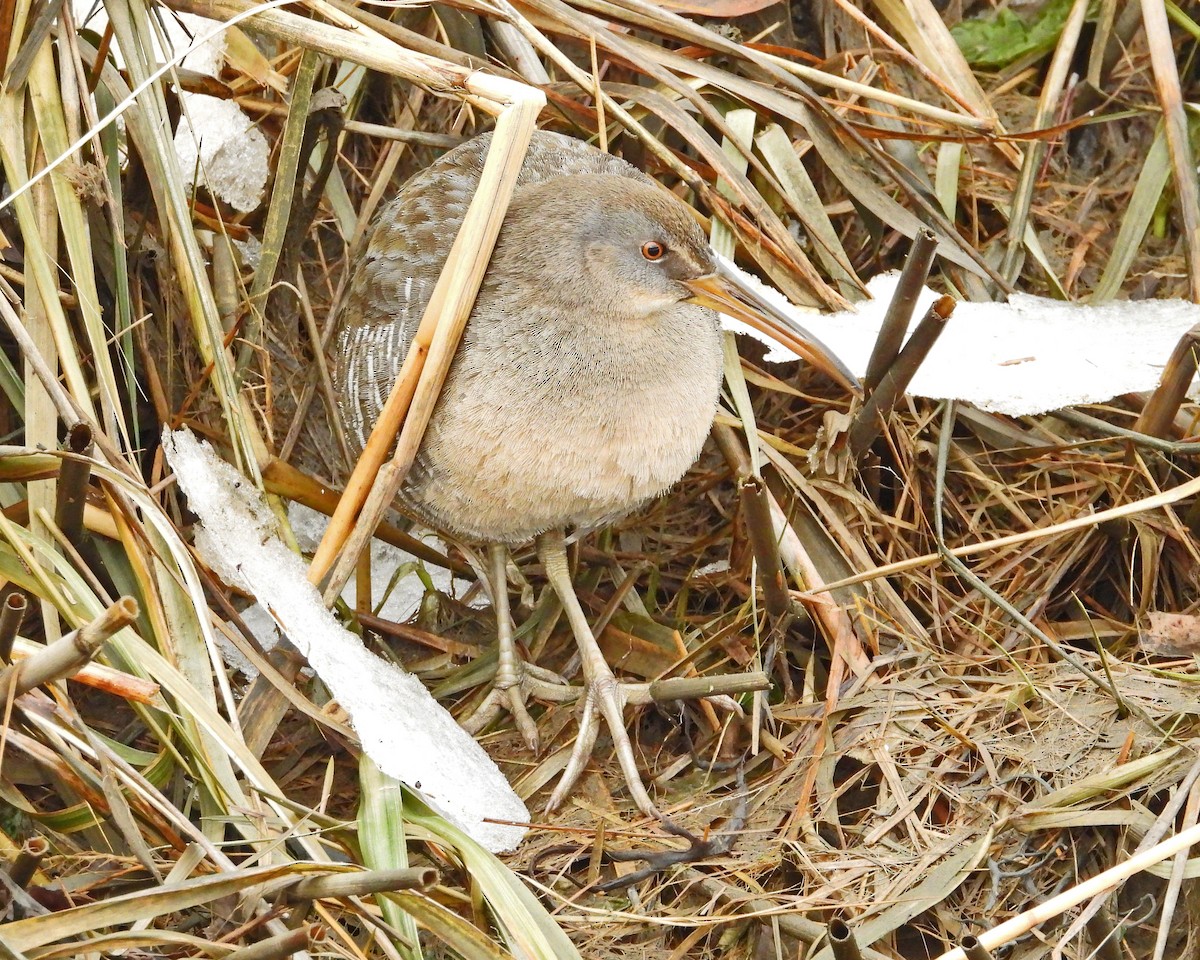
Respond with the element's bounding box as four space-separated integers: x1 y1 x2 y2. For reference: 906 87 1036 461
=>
537 529 659 818
461 542 544 751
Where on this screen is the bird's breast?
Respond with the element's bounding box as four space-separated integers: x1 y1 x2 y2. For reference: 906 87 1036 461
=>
403 304 724 543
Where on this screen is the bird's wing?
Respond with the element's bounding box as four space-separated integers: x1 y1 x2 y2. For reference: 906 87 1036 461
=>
332 131 648 453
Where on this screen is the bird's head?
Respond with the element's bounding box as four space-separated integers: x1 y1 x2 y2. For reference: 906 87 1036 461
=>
494 173 859 392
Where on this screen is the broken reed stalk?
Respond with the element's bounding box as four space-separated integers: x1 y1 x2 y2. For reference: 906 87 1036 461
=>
0 596 138 696
829 919 864 960
1133 321 1200 439
0 590 27 662
287 866 437 901
862 227 938 395
847 295 955 457
53 422 93 547
222 924 325 960
739 475 790 618
693 875 894 960
7 637 160 703
960 936 994 960
310 90 544 602
5 836 48 890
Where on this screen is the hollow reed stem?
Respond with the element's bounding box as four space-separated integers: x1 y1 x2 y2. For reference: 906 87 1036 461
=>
0 596 138 696
848 295 955 457
222 924 325 960
863 227 938 396
740 475 790 619
0 590 28 663
6 836 48 891
1134 322 1200 439
960 935 994 960
53 422 93 548
287 867 437 901
829 919 864 960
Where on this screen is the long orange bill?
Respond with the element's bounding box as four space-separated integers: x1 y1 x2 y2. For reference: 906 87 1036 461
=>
685 263 861 394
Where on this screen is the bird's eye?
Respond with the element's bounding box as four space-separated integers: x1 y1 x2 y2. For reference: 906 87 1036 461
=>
641 241 667 261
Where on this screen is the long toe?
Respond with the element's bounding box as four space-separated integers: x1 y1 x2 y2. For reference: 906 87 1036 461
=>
461 681 541 752
545 673 661 819
462 662 577 752
545 691 601 813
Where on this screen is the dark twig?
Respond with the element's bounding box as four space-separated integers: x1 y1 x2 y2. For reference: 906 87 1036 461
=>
0 591 27 663
53 423 93 548
829 919 865 960
0 596 138 696
848 295 954 457
863 227 938 396
739 475 789 619
1134 322 1200 439
529 765 750 892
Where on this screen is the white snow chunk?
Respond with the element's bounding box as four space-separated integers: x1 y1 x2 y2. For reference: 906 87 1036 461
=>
175 95 269 213
719 267 1200 418
218 602 285 681
163 429 529 852
73 3 268 212
693 559 731 578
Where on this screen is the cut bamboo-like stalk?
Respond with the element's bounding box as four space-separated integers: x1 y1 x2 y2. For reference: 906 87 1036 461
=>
53 422 93 547
960 936 994 960
0 596 137 696
829 919 865 960
739 476 790 619
1133 322 1200 439
0 590 27 663
5 836 49 891
848 295 955 457
287 866 437 901
863 227 937 395
8 636 161 703
221 924 325 960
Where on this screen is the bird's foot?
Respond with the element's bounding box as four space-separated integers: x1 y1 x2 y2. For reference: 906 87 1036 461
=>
545 663 659 819
461 658 571 752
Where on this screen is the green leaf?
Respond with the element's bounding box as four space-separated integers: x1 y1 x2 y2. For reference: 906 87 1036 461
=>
951 0 1080 67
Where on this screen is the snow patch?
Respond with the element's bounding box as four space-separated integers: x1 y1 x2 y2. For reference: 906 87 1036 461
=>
163 428 528 852
720 266 1200 417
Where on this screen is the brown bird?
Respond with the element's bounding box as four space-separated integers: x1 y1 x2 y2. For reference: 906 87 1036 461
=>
332 130 856 817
